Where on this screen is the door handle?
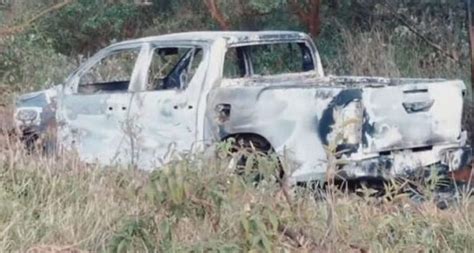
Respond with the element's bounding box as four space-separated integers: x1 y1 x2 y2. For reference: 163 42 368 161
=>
173 103 194 110
107 105 128 112
402 100 434 113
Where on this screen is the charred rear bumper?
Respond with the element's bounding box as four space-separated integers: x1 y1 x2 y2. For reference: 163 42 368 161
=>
337 146 472 180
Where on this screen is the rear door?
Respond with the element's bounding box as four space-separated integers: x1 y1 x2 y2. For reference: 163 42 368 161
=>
57 44 146 166
361 81 465 153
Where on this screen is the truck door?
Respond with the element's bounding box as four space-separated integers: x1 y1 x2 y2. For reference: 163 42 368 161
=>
57 45 146 166
126 45 207 169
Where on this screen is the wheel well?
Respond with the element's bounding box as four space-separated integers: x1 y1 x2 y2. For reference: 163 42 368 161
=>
223 133 284 180
222 133 274 153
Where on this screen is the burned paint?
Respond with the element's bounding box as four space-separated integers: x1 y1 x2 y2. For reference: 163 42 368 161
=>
318 89 362 146
361 111 376 149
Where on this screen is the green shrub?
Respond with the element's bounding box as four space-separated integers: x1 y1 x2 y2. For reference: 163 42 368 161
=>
0 140 472 252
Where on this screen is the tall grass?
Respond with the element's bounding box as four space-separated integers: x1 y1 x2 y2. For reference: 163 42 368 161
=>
320 25 470 82
0 134 472 252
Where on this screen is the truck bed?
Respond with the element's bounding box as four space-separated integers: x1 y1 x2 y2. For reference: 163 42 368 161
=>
211 74 469 182
221 71 448 88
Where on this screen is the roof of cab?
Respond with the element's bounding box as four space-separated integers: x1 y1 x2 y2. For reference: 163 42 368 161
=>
113 31 309 47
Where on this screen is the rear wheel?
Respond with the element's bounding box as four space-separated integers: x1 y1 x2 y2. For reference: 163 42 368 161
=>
227 135 284 183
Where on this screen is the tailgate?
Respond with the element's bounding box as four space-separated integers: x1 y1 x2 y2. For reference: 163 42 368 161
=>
361 80 465 153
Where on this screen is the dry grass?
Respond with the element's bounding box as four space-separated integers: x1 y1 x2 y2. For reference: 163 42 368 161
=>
0 133 473 252
339 28 401 77
0 106 13 132
322 25 471 85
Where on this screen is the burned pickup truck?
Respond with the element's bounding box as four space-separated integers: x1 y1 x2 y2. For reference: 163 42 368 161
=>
14 31 471 184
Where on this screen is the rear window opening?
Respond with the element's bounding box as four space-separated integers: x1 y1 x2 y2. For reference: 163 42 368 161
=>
223 42 314 79
147 46 203 91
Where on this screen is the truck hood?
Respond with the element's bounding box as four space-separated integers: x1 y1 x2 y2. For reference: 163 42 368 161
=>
14 85 62 132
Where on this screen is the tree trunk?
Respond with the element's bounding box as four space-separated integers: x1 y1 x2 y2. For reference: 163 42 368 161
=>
467 0 474 101
289 0 321 37
203 0 230 30
466 0 474 146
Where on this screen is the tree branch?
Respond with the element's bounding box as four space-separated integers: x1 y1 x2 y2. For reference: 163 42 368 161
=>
0 0 73 37
203 0 230 30
308 0 321 37
382 0 459 62
289 0 321 37
289 0 309 25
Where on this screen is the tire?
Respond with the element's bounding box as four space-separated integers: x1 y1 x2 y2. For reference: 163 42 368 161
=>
229 136 284 183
